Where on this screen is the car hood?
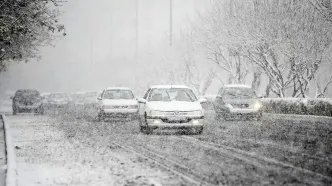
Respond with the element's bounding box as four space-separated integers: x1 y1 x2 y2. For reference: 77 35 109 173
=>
102 99 138 106
224 98 259 105
147 101 202 111
51 99 70 102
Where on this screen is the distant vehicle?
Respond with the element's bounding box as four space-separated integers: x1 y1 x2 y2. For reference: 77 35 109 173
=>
214 84 263 121
48 92 72 109
11 89 44 115
137 85 207 134
96 87 139 121
41 93 51 109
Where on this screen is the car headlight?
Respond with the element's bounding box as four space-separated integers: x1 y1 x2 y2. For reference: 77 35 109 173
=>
254 102 262 110
225 103 233 109
149 110 166 116
187 110 203 116
128 105 138 109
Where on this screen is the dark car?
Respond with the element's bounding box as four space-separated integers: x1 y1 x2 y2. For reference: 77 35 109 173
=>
48 92 72 109
214 84 263 121
11 89 44 115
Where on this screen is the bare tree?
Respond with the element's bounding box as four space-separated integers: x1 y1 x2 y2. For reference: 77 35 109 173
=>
199 0 332 97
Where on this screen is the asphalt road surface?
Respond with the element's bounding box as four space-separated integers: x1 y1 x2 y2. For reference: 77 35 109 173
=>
7 112 332 186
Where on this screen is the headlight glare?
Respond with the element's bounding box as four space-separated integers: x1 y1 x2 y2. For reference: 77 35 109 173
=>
225 103 233 109
254 102 262 110
149 110 165 116
188 110 203 116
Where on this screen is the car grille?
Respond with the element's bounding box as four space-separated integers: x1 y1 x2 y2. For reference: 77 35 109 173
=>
231 103 250 108
112 105 128 109
19 101 34 105
161 118 192 123
165 111 188 116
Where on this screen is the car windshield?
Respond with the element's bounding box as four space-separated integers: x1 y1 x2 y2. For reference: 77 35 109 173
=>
15 90 40 99
49 93 68 99
148 88 197 102
223 87 257 99
103 89 134 99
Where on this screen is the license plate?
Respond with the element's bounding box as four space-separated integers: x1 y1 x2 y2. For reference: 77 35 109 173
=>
168 117 186 122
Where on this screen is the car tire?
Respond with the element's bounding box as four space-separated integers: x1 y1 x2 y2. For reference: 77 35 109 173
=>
140 113 152 135
97 113 103 122
195 127 203 135
13 108 17 115
215 113 224 122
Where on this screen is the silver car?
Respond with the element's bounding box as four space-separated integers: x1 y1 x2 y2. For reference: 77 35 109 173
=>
214 84 263 121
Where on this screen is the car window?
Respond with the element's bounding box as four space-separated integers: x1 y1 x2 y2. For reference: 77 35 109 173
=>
148 88 197 102
223 87 257 99
15 90 40 98
103 89 134 99
49 93 68 99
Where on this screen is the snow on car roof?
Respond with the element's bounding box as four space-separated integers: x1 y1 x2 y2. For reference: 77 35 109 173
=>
106 87 131 90
50 92 67 94
150 85 190 89
223 84 252 88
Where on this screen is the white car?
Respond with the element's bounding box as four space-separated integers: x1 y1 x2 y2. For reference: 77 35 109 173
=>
96 87 139 121
137 85 207 134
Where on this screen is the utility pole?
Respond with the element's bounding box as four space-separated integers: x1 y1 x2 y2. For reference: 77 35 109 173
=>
169 0 172 46
90 35 93 65
136 0 139 62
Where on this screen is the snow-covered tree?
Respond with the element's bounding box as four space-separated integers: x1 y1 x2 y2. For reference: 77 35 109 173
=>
0 0 66 73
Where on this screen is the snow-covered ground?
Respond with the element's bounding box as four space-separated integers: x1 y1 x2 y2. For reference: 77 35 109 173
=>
5 112 331 185
9 115 187 186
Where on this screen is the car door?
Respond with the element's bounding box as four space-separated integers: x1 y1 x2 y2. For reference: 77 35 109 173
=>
214 88 227 113
138 88 151 122
96 90 105 110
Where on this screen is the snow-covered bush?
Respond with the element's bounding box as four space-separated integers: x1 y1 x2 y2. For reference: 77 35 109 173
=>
261 98 332 117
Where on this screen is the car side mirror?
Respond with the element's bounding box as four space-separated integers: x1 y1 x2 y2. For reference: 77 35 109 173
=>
198 97 207 103
215 95 225 104
137 98 146 104
257 94 266 98
97 97 102 100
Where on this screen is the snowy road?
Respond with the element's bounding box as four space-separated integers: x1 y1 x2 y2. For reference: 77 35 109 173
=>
7 113 332 186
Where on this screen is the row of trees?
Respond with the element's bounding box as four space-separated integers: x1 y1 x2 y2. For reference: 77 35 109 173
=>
170 0 332 98
0 0 65 73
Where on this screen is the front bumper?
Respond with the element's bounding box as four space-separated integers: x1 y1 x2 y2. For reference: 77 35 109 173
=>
99 109 138 119
146 116 204 129
15 105 41 110
228 108 261 114
49 103 70 108
218 108 262 119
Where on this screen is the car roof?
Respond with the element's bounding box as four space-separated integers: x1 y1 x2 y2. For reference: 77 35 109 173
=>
50 92 67 94
150 85 190 89
106 87 131 90
223 84 252 88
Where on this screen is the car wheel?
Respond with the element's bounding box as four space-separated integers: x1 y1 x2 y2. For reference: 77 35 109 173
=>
215 113 224 122
97 113 103 122
13 108 17 115
140 113 152 134
195 127 203 135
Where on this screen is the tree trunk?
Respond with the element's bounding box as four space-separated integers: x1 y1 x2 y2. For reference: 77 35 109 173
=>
265 78 271 97
252 71 261 92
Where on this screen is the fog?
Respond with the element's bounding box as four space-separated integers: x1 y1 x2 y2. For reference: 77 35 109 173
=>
0 0 214 96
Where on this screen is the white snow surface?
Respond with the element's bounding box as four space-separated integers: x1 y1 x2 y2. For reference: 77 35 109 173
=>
9 115 181 186
149 85 190 89
106 87 131 90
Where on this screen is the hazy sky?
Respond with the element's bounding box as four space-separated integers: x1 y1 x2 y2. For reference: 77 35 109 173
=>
1 0 212 94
